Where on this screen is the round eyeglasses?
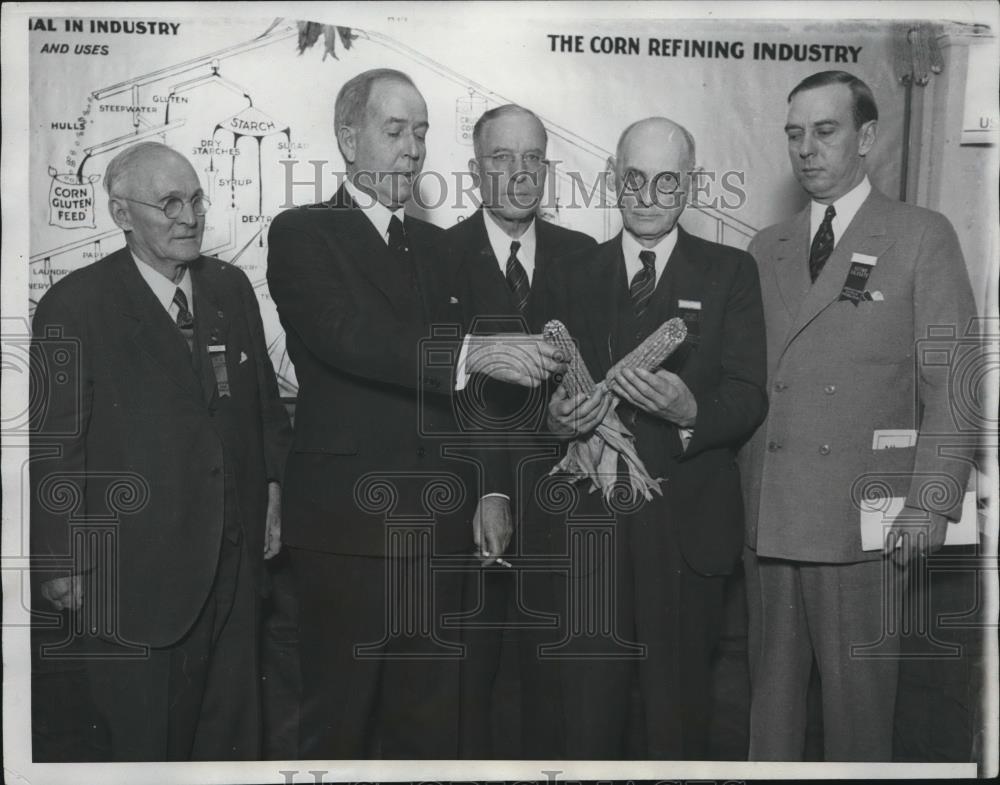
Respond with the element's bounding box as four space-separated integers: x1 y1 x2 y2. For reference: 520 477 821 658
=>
621 170 683 197
115 195 211 219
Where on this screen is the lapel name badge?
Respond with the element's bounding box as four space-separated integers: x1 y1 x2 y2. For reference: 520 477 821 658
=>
839 253 878 306
207 344 231 397
677 299 702 343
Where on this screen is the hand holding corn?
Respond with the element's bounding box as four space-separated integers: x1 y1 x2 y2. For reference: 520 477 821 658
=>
606 368 697 426
547 386 613 440
466 334 568 388
541 318 687 502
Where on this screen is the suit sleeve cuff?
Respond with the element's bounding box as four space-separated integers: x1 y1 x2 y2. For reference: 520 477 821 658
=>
454 334 472 391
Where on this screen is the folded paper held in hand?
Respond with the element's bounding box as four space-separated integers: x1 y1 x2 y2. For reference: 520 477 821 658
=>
542 318 687 503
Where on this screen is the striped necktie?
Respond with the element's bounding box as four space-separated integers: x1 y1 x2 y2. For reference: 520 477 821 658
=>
505 240 530 315
173 288 194 352
630 250 656 319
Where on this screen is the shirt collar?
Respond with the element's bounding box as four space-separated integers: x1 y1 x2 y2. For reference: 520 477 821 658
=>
344 179 405 245
810 175 871 246
131 251 193 316
483 209 537 281
621 226 678 286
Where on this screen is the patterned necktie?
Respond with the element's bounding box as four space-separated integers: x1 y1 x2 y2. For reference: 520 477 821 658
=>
809 204 836 283
505 240 530 315
630 250 657 319
172 288 194 352
387 214 409 259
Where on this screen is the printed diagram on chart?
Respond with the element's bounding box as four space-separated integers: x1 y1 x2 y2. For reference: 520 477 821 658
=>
30 17 757 398
30 20 316 395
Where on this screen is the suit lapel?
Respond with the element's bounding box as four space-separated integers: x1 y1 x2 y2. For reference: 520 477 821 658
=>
783 191 895 352
466 210 518 316
112 251 204 400
771 207 812 319
327 186 415 315
581 237 624 377
190 260 229 406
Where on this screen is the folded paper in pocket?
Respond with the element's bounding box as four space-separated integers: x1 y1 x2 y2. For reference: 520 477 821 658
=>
872 428 917 450
860 491 979 550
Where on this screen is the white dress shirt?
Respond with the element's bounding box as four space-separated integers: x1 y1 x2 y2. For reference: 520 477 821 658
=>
344 179 406 244
621 225 678 286
132 251 193 321
483 210 538 284
620 227 693 447
809 175 871 248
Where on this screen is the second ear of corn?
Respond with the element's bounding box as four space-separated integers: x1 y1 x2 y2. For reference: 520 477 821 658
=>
542 318 688 394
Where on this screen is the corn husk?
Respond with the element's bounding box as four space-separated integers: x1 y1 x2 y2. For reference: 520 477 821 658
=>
543 321 662 502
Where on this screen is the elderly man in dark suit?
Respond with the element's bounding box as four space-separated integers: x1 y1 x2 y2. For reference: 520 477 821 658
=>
540 117 768 759
266 69 565 759
741 71 978 761
30 141 292 761
443 104 596 758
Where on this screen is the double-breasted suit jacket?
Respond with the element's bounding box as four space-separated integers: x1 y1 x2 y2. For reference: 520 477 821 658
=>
742 187 978 562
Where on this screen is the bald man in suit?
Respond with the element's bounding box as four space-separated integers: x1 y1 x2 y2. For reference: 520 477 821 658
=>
540 117 767 759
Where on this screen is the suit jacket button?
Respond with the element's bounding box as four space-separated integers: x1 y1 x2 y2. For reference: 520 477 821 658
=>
417 446 426 458
824 384 836 395
774 382 787 392
819 444 831 455
210 466 221 476
767 441 781 452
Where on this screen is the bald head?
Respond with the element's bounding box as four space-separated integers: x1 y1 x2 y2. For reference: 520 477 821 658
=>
612 117 696 247
615 117 695 175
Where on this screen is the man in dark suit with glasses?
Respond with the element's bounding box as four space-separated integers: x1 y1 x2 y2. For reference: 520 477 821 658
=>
31 140 291 761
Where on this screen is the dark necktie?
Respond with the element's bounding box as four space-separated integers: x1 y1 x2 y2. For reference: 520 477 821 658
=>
809 204 836 283
505 240 530 315
630 250 657 319
172 288 194 352
387 214 409 259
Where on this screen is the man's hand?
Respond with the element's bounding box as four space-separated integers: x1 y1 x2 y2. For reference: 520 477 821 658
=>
466 334 567 388
472 495 513 565
547 384 613 440
263 481 282 560
606 368 697 427
884 506 948 568
40 575 83 612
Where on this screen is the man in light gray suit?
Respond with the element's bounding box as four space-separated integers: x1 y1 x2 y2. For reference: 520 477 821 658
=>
741 71 977 761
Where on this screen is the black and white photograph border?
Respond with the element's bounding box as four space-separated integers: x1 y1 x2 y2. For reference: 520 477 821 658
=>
3 1 998 782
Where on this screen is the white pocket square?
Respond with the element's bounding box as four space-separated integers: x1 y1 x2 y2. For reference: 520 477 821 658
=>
449 296 460 304
239 351 248 364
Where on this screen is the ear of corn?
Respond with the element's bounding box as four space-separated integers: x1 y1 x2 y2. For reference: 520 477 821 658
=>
542 320 596 397
606 317 687 380
542 319 663 503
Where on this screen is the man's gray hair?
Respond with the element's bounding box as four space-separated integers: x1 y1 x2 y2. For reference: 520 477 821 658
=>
472 104 548 159
334 68 417 135
104 141 180 197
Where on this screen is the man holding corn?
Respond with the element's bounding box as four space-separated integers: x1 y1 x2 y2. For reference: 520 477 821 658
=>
266 69 567 759
443 103 597 758
537 117 768 758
